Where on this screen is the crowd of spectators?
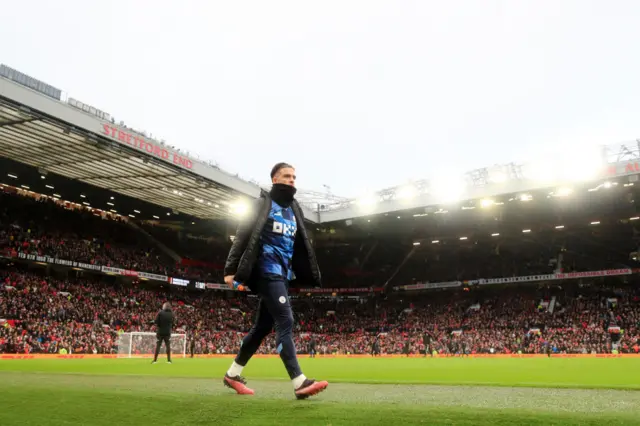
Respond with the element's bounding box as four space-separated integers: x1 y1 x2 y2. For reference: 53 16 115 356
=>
2 266 638 356
315 219 640 288
0 190 173 275
392 220 640 286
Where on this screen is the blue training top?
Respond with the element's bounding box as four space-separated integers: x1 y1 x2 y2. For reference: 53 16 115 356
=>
257 200 297 280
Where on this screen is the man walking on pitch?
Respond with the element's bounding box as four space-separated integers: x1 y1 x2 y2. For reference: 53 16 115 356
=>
222 162 328 399
152 302 174 364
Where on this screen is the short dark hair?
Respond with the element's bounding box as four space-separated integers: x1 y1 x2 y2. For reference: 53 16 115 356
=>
270 162 294 179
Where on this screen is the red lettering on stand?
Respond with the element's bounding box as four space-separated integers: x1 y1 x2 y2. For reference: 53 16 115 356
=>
101 124 191 169
625 162 640 173
172 154 193 169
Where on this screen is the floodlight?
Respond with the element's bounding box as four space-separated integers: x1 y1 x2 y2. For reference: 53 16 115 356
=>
397 185 418 200
524 160 557 183
488 167 508 183
356 194 377 207
431 176 466 204
558 146 604 182
555 187 572 197
230 201 249 216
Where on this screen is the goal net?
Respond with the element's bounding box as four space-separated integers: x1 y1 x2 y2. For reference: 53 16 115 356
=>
116 332 187 358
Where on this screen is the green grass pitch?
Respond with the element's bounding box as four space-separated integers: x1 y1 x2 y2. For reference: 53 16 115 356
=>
1 357 640 425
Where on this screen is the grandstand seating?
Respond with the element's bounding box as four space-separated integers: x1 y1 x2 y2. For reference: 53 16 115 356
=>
0 190 173 274
4 185 640 287
1 266 638 355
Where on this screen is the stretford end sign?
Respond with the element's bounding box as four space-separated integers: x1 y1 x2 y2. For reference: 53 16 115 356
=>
102 124 193 170
605 161 640 176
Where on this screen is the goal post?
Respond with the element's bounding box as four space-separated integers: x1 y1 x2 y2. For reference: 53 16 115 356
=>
116 332 187 358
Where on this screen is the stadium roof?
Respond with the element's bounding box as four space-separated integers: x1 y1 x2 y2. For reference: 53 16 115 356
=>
0 157 203 223
3 67 640 225
317 142 640 223
0 75 318 221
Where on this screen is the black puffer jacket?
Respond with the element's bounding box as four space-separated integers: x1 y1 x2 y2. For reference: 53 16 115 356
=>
223 191 321 289
155 308 174 337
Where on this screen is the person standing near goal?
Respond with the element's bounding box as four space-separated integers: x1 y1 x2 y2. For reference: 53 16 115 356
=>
152 302 174 364
222 162 328 399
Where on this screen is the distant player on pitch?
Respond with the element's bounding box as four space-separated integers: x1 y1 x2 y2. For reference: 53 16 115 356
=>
152 302 174 364
222 162 328 399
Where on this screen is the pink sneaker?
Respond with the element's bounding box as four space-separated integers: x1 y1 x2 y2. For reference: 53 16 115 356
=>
294 379 329 399
223 374 255 395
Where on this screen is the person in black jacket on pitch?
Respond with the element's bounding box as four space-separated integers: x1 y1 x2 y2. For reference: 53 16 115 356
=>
222 162 328 399
152 302 174 364
308 336 317 358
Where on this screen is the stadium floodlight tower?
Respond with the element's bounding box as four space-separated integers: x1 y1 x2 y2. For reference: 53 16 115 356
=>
260 182 354 213
116 332 187 359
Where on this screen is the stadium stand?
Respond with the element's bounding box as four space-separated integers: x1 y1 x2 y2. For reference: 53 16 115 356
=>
1 148 640 356
0 189 174 275
138 221 229 283
2 260 638 355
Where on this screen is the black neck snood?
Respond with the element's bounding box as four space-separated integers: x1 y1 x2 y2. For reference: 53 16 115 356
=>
270 183 297 208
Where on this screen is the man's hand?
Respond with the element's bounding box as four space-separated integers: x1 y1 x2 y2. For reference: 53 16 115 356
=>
224 275 245 291
224 275 235 289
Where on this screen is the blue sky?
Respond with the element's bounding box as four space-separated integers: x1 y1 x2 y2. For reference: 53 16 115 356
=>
2 0 640 197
